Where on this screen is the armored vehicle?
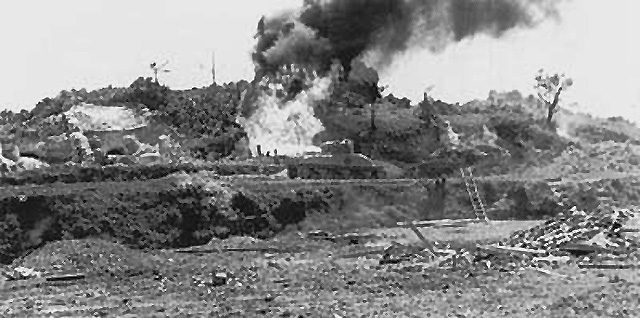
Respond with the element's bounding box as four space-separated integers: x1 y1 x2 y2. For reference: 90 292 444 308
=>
285 139 386 179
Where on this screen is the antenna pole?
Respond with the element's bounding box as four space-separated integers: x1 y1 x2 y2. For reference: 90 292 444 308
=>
212 51 216 85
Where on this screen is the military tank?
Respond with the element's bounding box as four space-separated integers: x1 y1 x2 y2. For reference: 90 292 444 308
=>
285 139 387 179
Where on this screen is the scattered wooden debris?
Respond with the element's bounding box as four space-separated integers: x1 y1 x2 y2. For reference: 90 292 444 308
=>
307 230 377 244
558 243 612 255
2 266 43 281
577 263 639 269
374 240 460 266
503 206 639 252
406 223 430 246
478 245 547 256
329 233 377 244
307 230 331 239
192 272 228 287
532 255 571 267
528 267 567 277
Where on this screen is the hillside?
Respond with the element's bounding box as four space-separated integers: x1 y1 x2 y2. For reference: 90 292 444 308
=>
387 91 640 178
1 73 640 180
1 78 249 161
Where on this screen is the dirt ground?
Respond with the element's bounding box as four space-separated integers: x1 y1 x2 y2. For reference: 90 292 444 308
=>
2 221 639 318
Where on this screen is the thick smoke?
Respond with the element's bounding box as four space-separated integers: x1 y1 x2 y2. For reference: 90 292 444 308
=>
253 0 562 77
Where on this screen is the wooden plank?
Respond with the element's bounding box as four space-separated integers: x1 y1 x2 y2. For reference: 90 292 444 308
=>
45 273 86 282
429 224 467 228
407 223 430 245
558 243 610 254
397 219 482 228
173 248 221 254
478 245 547 256
528 267 567 277
174 247 291 254
577 263 638 269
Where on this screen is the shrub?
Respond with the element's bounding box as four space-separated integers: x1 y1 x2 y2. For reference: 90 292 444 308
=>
0 213 21 263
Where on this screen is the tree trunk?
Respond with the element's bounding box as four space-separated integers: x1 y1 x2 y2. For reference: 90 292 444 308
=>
546 87 563 128
546 106 554 125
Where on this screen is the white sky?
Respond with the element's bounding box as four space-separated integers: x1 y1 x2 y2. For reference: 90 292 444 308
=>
1 0 639 123
384 0 640 122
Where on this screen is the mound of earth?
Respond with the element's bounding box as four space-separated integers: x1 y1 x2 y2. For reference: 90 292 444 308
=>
10 238 162 276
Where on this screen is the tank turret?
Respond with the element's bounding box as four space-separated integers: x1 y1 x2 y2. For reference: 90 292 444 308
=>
286 139 386 179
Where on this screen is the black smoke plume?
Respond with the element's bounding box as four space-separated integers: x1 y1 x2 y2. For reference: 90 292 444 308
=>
253 0 562 79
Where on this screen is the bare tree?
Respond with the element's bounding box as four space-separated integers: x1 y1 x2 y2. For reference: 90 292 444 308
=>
534 69 573 127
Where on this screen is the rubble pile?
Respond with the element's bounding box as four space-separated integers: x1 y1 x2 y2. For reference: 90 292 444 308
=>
379 241 473 269
502 206 640 253
379 206 640 272
1 266 43 281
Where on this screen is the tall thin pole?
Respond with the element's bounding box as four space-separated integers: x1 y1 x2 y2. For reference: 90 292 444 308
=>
211 51 216 85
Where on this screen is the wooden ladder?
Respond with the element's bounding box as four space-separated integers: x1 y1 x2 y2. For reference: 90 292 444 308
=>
460 167 490 223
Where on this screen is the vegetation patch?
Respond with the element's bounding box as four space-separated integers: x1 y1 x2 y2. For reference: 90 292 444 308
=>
0 177 350 264
0 162 286 186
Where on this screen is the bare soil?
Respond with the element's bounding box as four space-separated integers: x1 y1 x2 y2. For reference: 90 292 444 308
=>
2 221 639 317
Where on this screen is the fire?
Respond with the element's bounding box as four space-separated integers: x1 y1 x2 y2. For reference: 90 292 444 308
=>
242 69 331 157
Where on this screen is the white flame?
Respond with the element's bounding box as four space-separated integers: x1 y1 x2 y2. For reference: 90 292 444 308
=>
243 76 331 157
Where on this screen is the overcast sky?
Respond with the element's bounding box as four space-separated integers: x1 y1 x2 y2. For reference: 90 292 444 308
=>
1 0 639 123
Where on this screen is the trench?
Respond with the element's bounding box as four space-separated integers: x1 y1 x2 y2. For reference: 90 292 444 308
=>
1 176 638 264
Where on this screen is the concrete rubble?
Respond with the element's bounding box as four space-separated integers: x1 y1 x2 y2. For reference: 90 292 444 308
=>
501 206 639 252
1 266 43 281
0 142 50 174
374 205 639 271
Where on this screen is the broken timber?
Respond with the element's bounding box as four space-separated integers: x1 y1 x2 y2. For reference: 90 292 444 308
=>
528 267 567 277
477 245 547 256
45 273 86 282
558 243 622 254
577 263 639 269
397 219 484 228
174 247 293 254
